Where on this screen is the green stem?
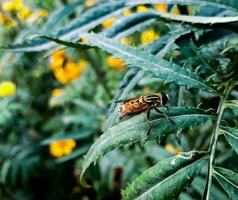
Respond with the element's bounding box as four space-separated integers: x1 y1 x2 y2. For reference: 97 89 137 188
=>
203 83 232 200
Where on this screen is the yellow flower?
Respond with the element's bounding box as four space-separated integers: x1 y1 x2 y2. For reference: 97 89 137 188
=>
0 81 16 97
50 50 67 70
107 56 125 69
38 9 48 17
2 0 23 12
154 4 167 12
86 0 95 7
49 139 76 158
137 5 148 13
80 38 88 43
123 9 132 16
64 61 81 81
52 88 64 97
120 37 132 45
54 68 69 84
165 144 181 155
102 17 116 29
140 30 160 44
171 6 180 15
18 6 31 20
0 12 17 27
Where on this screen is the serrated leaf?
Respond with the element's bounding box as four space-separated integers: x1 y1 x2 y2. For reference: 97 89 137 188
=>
56 146 90 163
154 11 238 24
104 12 158 39
213 166 238 200
1 2 127 52
41 130 93 145
122 151 207 200
221 127 238 155
81 107 212 179
80 33 214 91
127 0 237 11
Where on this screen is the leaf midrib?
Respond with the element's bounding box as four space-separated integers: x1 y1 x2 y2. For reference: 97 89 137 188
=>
214 169 238 190
134 155 205 199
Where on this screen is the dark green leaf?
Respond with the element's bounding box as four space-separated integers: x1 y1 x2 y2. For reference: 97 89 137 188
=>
122 151 207 200
78 33 214 91
41 130 93 145
56 146 90 163
221 127 238 155
213 166 238 200
81 107 212 179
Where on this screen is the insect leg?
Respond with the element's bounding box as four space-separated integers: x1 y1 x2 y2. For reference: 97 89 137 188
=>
146 107 152 136
154 107 175 125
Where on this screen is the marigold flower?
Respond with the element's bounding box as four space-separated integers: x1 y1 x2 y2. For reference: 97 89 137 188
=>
137 5 148 13
120 37 132 45
38 9 48 17
107 56 124 69
18 6 31 20
86 0 95 7
54 68 69 84
50 50 67 70
49 139 76 158
0 81 16 97
102 17 116 29
171 6 180 15
2 0 23 12
140 30 160 44
154 4 167 12
52 88 64 97
165 144 181 155
123 9 132 16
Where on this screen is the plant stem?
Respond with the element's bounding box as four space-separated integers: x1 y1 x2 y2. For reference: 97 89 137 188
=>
203 83 232 200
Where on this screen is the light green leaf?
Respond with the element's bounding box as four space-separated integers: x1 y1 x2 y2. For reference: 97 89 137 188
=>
79 33 214 91
154 11 238 24
213 166 238 200
80 107 212 179
221 127 238 155
122 151 207 200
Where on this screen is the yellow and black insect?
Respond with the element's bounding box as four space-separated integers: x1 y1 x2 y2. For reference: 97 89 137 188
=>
116 92 174 135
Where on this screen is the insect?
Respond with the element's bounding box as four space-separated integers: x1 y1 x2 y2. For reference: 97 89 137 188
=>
116 92 174 136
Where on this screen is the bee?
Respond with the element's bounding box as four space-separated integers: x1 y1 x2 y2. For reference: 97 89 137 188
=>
116 92 174 135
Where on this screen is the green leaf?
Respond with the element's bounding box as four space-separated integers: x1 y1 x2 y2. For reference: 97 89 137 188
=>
225 100 238 117
41 130 93 145
56 146 90 163
84 33 214 91
154 11 238 24
80 107 212 179
192 176 230 200
104 12 158 39
221 127 238 155
1 1 127 52
213 166 238 200
126 0 238 11
122 151 207 200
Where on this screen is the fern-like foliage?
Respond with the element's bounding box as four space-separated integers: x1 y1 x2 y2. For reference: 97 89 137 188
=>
1 0 238 199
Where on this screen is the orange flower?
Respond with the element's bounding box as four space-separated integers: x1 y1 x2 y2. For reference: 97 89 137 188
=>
137 5 148 13
52 88 64 97
49 139 76 158
140 30 160 44
107 56 125 69
154 4 167 12
50 50 67 70
102 18 116 29
165 144 181 155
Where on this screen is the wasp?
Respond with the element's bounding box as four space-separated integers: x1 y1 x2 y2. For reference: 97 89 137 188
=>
116 92 174 136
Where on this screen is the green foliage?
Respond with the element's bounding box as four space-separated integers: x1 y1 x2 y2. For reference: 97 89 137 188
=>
0 0 238 199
